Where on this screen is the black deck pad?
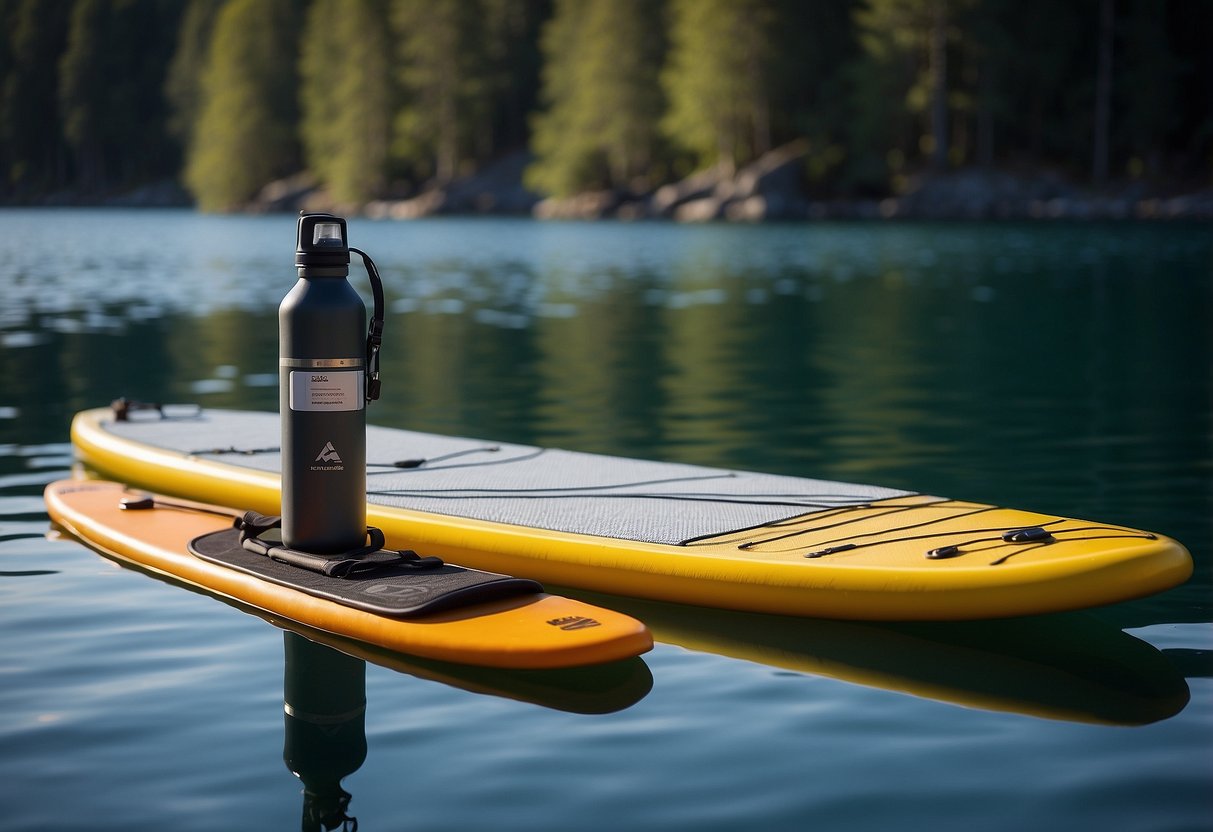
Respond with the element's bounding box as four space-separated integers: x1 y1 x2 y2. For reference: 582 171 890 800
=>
189 528 543 618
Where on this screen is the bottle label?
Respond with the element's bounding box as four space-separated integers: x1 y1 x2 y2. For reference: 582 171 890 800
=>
289 370 365 412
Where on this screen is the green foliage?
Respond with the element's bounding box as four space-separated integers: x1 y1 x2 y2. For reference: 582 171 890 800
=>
392 0 494 184
59 0 182 191
853 0 963 172
184 0 302 212
478 0 548 152
524 0 584 196
301 0 393 205
527 0 666 197
165 0 223 145
661 0 776 172
0 0 70 195
0 0 1210 204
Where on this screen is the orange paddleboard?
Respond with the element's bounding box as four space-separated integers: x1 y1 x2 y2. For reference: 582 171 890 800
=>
44 480 652 669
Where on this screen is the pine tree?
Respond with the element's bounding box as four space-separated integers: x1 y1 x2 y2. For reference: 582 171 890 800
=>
58 0 182 192
772 0 859 167
526 0 666 197
852 0 955 173
479 0 548 155
0 0 70 196
300 0 393 205
184 0 302 211
523 0 585 196
58 0 105 188
660 0 776 173
575 0 665 188
165 0 223 147
299 0 344 194
392 0 488 185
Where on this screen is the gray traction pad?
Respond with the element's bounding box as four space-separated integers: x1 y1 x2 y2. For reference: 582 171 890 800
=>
108 410 912 546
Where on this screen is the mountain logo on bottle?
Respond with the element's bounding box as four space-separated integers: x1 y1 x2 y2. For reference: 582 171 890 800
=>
315 442 342 464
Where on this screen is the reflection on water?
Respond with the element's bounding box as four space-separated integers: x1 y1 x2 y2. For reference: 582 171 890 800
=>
0 211 1210 831
37 491 1192 726
281 631 653 832
282 603 1187 832
284 633 366 832
569 592 1189 726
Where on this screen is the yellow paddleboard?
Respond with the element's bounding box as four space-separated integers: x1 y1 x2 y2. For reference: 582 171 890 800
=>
45 479 652 669
71 406 1193 621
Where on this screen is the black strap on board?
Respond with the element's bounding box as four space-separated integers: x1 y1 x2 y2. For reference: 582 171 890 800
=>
233 511 444 578
121 484 544 618
185 513 543 618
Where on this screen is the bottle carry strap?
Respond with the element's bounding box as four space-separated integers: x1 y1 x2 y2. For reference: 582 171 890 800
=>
235 511 444 578
350 247 383 404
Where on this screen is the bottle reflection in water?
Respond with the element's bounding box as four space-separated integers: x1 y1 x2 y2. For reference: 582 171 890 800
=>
283 633 367 832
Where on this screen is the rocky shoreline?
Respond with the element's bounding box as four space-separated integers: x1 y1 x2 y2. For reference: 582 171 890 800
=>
527 143 1213 222
13 143 1213 222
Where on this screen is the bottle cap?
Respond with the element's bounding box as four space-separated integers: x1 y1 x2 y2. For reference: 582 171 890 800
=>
296 212 350 275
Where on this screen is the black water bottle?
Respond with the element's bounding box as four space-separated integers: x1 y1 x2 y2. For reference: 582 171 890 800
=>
280 213 367 553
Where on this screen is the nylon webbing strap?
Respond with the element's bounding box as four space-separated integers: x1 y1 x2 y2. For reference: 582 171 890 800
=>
235 512 443 578
350 246 383 403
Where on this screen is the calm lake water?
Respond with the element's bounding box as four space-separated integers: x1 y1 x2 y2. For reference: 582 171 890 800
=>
1 209 1210 831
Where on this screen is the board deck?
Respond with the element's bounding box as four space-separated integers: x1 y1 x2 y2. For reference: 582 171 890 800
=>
71 406 1193 620
44 479 653 669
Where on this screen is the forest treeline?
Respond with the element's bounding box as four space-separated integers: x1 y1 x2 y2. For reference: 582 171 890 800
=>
1 0 1209 212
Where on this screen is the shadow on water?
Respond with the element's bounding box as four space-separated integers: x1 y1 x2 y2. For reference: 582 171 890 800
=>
564 590 1191 726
